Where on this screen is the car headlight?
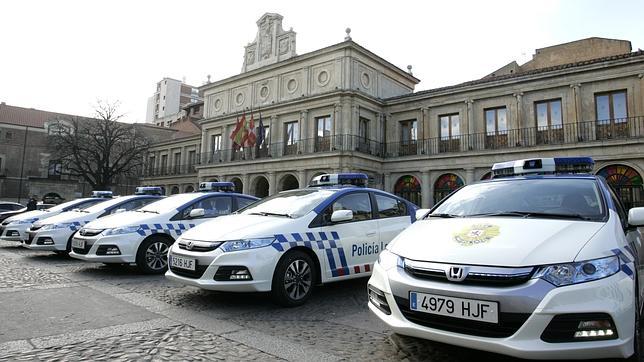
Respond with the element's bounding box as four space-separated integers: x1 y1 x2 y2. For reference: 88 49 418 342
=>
102 226 141 236
10 218 37 225
41 222 73 230
377 249 405 270
533 256 620 287
220 238 275 252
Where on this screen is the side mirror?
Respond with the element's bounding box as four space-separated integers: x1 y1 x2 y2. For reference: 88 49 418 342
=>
331 209 353 223
628 207 644 227
415 209 430 220
189 208 205 218
114 209 126 214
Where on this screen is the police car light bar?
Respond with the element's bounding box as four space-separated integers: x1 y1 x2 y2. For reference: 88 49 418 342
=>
135 186 163 196
199 182 235 192
309 173 368 187
91 190 113 198
491 157 594 178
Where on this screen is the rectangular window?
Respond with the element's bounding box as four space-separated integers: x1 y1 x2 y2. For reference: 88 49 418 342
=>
187 150 196 172
284 121 299 155
399 119 418 156
173 152 181 173
255 125 270 157
160 154 168 174
315 115 332 152
211 135 221 152
595 90 629 139
439 114 460 153
535 99 563 145
359 117 369 140
48 160 62 179
6 131 13 140
485 107 508 149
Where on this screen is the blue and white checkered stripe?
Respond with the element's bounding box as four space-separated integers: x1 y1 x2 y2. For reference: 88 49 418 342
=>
136 223 196 237
69 221 90 231
272 231 350 277
612 247 636 279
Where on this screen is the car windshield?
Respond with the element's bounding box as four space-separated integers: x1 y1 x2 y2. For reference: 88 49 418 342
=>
137 193 200 214
240 189 336 218
81 196 140 213
47 199 96 213
432 178 606 221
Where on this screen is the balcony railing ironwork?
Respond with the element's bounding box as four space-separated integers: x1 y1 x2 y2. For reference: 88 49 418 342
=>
143 117 644 176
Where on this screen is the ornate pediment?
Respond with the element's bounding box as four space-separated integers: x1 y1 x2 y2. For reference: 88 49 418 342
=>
242 13 297 72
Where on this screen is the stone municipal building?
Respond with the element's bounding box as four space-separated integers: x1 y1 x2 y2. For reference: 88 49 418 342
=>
142 13 644 210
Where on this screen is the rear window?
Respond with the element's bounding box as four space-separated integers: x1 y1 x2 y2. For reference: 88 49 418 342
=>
433 178 606 221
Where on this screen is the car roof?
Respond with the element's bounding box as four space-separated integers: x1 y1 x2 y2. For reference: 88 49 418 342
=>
479 174 599 183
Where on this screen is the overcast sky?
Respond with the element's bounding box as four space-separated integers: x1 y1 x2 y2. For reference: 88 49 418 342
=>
1 0 643 123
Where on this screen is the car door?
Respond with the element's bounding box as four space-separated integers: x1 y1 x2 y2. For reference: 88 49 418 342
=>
312 191 379 281
374 193 412 249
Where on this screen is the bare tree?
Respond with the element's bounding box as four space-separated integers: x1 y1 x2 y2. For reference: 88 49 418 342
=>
48 101 149 190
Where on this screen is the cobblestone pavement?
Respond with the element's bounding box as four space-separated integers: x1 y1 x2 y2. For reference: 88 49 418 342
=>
0 240 638 361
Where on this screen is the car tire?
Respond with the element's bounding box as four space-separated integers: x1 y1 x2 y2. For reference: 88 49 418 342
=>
136 236 171 274
271 250 316 307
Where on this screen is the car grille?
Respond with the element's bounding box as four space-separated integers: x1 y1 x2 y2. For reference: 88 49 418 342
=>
169 264 209 279
394 295 530 338
72 244 92 255
177 239 221 252
79 228 103 237
403 260 534 287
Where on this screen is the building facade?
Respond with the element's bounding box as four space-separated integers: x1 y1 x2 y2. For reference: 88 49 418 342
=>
141 14 644 211
145 77 203 126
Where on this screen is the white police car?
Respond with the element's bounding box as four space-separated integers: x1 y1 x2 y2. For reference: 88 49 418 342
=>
25 192 162 254
0 197 107 242
368 157 644 360
70 183 259 274
165 173 419 306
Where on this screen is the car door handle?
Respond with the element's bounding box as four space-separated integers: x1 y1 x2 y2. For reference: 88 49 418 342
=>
366 232 377 236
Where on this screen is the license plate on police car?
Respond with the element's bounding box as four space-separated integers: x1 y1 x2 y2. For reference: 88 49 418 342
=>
410 292 499 324
170 255 196 271
71 238 85 249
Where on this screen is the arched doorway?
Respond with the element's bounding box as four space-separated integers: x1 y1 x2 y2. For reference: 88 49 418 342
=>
481 172 492 180
434 173 464 204
279 174 299 191
394 175 421 206
597 164 643 210
230 177 243 194
184 185 195 193
252 176 269 198
170 186 180 195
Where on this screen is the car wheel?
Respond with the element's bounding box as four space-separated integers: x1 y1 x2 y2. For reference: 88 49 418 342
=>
271 250 316 307
136 237 171 274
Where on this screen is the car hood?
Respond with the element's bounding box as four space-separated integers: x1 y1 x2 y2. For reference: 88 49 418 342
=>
82 211 158 229
4 210 49 224
35 210 100 226
179 214 296 241
389 217 606 267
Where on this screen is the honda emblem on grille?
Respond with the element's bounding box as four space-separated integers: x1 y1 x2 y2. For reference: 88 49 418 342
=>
186 241 194 250
447 266 468 282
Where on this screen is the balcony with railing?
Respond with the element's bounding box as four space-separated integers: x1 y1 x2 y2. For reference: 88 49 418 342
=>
141 117 644 177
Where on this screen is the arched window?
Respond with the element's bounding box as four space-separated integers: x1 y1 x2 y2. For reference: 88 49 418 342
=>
394 175 421 206
597 165 643 210
434 173 464 204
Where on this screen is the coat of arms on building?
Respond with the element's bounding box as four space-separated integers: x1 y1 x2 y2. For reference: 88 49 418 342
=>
241 13 297 73
453 224 500 246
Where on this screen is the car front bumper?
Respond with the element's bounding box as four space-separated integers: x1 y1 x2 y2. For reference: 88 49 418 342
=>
69 233 143 264
23 228 71 251
165 245 281 292
0 224 29 241
367 261 635 360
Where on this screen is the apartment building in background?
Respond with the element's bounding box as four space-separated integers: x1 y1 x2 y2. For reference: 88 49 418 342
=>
145 77 203 127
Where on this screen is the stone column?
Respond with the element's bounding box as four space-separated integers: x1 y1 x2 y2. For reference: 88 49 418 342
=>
383 173 391 193
465 99 476 150
426 172 435 208
241 173 250 195
569 83 583 142
512 92 523 147
421 170 431 209
300 109 309 152
268 172 277 195
200 128 208 155
270 115 278 157
298 169 307 188
465 168 475 185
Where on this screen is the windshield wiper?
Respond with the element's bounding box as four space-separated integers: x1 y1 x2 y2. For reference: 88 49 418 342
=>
137 210 159 214
427 213 460 219
468 211 593 221
249 211 293 218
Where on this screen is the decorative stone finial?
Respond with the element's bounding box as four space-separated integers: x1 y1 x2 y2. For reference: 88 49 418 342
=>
407 65 413 75
207 74 211 83
345 28 351 41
